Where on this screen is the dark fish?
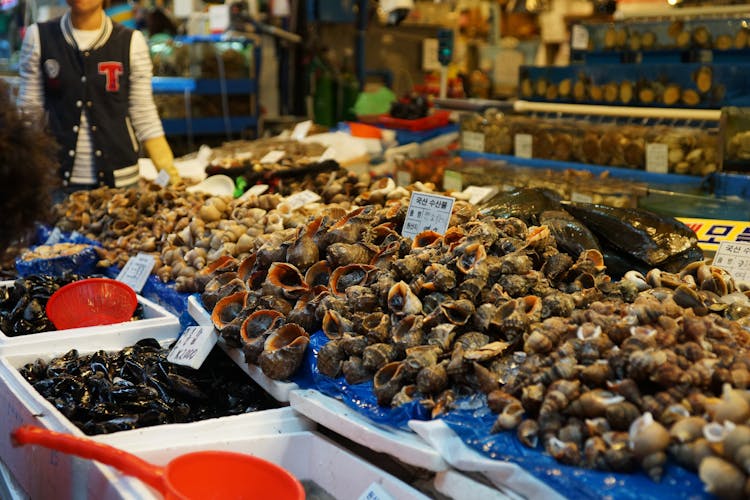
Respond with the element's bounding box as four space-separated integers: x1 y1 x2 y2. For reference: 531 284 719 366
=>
562 202 700 267
481 188 562 225
539 210 600 258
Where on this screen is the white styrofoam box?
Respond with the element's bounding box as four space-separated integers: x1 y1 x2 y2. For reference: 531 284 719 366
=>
0 280 180 348
128 431 431 500
434 470 519 500
0 335 313 500
409 419 565 500
187 295 299 402
289 389 448 473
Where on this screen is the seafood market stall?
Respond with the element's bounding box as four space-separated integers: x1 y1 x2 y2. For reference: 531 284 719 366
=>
1 117 750 499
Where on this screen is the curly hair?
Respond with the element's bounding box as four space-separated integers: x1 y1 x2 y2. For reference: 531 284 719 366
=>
0 80 59 252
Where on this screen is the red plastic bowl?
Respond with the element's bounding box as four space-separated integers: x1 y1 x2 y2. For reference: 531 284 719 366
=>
45 278 138 330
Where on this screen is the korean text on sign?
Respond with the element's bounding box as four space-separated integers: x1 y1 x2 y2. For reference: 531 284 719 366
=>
402 191 455 240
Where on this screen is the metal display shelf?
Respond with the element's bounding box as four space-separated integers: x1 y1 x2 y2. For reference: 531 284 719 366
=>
152 77 258 95
161 116 258 136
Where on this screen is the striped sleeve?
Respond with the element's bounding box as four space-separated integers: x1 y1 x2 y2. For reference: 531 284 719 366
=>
17 24 44 114
128 30 165 142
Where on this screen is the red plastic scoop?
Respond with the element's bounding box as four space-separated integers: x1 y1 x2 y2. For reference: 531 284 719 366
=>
12 426 305 500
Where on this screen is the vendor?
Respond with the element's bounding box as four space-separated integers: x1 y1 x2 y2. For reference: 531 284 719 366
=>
17 0 179 190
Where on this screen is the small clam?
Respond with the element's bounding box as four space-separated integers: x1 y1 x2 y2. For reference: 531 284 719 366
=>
321 309 354 340
387 281 422 316
329 264 376 296
439 299 475 326
517 419 540 448
266 262 309 298
373 361 408 406
317 339 346 378
360 312 391 343
240 309 284 364
258 324 310 380
628 412 670 482
362 343 398 372
699 456 748 499
416 360 449 394
304 260 331 288
342 356 371 385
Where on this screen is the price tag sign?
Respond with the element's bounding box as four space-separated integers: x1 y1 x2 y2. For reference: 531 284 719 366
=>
461 131 485 152
463 185 498 205
402 191 455 239
208 4 230 32
571 191 594 203
116 253 155 293
443 169 463 192
154 169 171 187
646 143 669 174
285 189 321 210
514 134 533 158
712 241 750 283
571 25 590 50
396 170 412 187
167 326 218 369
291 120 312 141
260 150 285 164
357 482 394 500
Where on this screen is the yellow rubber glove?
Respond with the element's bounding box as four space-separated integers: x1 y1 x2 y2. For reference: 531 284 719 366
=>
143 135 180 185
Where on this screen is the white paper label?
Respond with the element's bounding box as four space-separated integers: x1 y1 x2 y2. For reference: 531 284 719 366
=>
208 4 230 32
402 191 455 239
285 189 321 210
443 169 463 192
571 25 590 50
44 227 63 245
260 150 285 164
514 134 533 158
116 253 155 293
461 131 485 152
319 147 337 161
396 170 412 187
646 143 669 174
571 191 594 203
357 482 394 500
291 120 313 141
154 169 171 187
236 151 254 161
712 241 750 283
501 184 515 192
167 326 218 369
463 185 498 205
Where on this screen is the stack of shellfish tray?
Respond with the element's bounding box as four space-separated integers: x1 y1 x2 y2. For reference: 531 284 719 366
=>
188 295 540 499
0 328 318 499
0 279 181 350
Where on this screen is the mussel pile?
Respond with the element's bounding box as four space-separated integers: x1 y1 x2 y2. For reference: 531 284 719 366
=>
198 188 750 496
19 338 279 435
52 166 373 292
0 274 138 336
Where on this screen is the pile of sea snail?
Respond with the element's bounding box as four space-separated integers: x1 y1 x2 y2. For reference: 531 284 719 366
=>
201 197 750 498
53 170 379 291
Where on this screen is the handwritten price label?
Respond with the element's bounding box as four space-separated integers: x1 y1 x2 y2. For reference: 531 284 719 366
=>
443 169 463 192
154 169 171 187
712 241 750 284
646 143 669 174
461 131 485 152
402 191 455 240
514 134 533 159
167 326 217 369
291 120 313 140
116 253 155 293
285 189 321 210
